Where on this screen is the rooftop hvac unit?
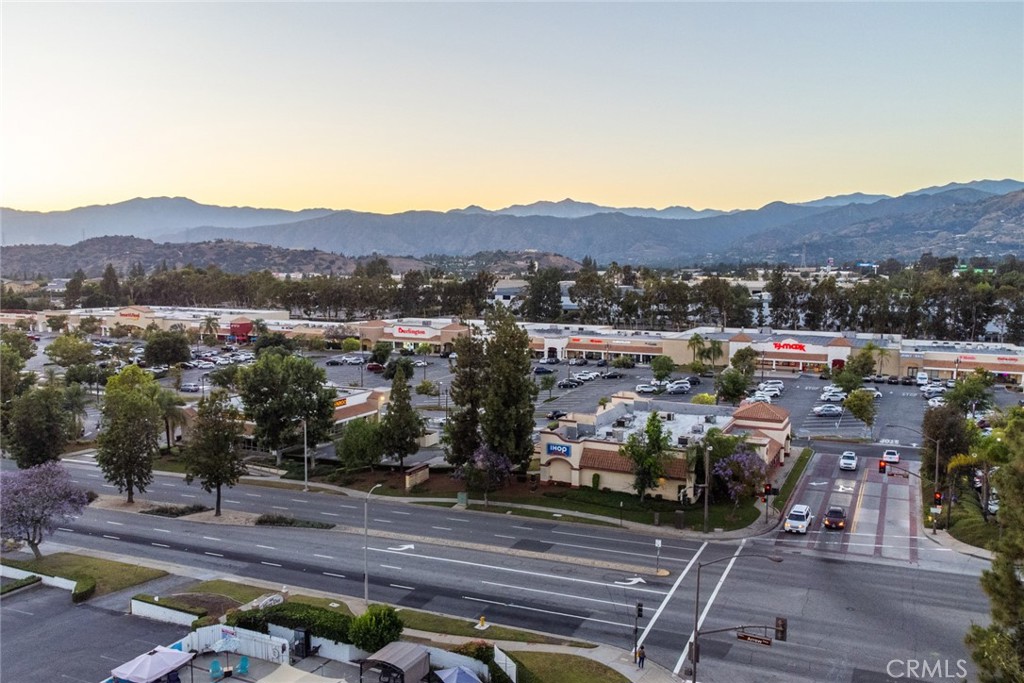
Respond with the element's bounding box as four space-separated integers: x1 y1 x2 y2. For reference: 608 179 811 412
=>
613 428 626 441
677 436 689 446
705 415 716 424
692 424 704 434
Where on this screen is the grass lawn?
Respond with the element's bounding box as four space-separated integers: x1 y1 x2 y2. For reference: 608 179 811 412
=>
2 553 166 597
287 594 354 616
465 504 616 527
510 651 629 683
397 609 591 646
929 478 1000 550
185 579 267 604
773 447 813 512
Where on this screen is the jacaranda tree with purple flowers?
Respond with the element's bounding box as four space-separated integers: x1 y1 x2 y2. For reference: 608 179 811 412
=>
712 448 768 511
459 445 513 507
1 461 88 559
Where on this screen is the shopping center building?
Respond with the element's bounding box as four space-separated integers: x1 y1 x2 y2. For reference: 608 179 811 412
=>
7 306 1022 384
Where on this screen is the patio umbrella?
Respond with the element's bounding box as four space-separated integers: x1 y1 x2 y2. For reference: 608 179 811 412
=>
212 636 241 667
435 666 483 683
112 646 194 683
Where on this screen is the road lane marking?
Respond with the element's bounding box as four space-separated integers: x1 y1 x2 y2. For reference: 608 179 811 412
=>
552 540 691 562
271 506 289 510
639 541 707 650
482 581 634 608
152 528 171 534
321 512 340 517
205 552 224 557
102 535 120 540
338 504 357 510
432 526 453 531
323 572 345 578
380 564 402 570
511 526 532 530
494 534 515 539
391 511 412 516
102 484 117 488
106 521 123 526
290 499 305 503
390 584 415 590
5 608 34 615
373 519 394 524
181 494 197 498
314 554 334 559
371 547 667 595
202 536 221 541
463 596 631 628
58 527 74 532
256 544 276 550
151 543 170 548
245 493 262 498
261 561 282 567
161 483 176 487
675 539 747 675
851 467 868 535
445 518 470 523
225 500 241 504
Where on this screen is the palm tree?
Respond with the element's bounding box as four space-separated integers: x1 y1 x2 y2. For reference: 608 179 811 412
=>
416 342 432 381
687 333 706 366
200 315 220 346
704 339 724 371
152 387 188 450
63 382 89 438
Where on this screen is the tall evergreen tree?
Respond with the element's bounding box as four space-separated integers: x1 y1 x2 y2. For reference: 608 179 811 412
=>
5 385 70 468
480 307 537 472
444 333 486 470
380 366 421 469
620 411 669 501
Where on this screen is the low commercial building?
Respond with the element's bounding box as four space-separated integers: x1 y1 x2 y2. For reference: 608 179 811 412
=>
537 393 792 501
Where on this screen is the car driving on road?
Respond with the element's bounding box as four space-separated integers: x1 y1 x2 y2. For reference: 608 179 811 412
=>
882 449 901 464
839 451 858 470
784 504 813 534
823 506 847 530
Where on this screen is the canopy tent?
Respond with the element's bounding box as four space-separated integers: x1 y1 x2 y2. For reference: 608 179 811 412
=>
360 642 430 683
435 666 483 683
112 646 194 683
261 662 348 683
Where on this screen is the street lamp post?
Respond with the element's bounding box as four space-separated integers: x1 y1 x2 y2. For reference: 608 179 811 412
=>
363 483 383 606
302 418 308 492
691 553 782 683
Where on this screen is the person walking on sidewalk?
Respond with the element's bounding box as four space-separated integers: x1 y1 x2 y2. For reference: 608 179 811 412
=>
637 645 646 669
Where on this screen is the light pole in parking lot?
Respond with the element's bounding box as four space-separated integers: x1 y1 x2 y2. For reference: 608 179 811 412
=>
887 423 943 534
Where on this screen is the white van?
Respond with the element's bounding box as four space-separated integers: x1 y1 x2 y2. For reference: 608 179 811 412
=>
915 371 930 386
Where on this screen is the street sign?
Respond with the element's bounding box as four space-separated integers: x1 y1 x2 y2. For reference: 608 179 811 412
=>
737 632 772 646
930 506 943 515
655 539 662 548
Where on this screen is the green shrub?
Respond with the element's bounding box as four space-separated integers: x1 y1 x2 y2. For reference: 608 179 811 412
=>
415 380 439 396
591 473 600 489
451 640 494 664
230 602 353 643
141 504 211 517
72 576 96 603
348 605 403 652
255 514 334 529
192 616 219 630
0 574 40 594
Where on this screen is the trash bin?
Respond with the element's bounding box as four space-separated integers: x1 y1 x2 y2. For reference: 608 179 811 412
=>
457 492 468 506
674 510 685 529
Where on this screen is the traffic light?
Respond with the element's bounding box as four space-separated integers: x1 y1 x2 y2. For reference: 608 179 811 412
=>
763 483 772 497
636 602 644 619
878 460 886 474
775 616 788 642
934 491 943 506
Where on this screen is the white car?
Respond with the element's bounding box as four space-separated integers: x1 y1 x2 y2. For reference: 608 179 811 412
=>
927 396 947 408
574 371 599 381
882 449 900 464
757 385 782 397
412 359 429 367
758 381 784 393
820 392 847 403
855 387 882 399
635 384 657 394
750 393 773 403
839 451 858 471
784 504 813 534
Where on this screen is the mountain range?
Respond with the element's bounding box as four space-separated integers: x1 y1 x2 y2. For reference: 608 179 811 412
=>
1 180 1021 269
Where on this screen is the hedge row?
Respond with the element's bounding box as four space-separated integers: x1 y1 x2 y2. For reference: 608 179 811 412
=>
229 602 353 643
72 577 96 603
255 514 335 529
0 574 41 595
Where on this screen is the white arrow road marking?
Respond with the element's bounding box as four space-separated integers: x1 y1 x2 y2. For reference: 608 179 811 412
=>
614 577 647 586
388 544 416 551
808 481 828 486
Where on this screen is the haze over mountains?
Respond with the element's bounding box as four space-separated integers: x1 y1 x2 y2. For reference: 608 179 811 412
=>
1 180 1021 269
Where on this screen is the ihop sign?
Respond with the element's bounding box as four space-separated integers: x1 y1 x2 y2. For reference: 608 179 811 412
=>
547 443 571 457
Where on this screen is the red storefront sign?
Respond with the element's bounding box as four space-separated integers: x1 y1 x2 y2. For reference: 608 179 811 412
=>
772 342 806 352
396 327 427 336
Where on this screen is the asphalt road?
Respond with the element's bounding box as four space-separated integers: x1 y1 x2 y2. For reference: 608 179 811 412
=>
37 459 992 682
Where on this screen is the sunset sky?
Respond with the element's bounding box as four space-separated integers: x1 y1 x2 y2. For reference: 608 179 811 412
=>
2 2 1021 214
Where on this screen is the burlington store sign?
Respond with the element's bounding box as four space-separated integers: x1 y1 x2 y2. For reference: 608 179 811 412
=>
388 325 439 339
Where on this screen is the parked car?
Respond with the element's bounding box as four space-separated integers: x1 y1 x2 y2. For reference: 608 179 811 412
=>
325 357 346 366
557 379 581 389
854 387 882 399
927 396 946 408
814 405 843 417
823 506 847 530
946 378 958 388
538 357 559 365
595 359 608 367
534 366 555 375
900 376 916 385
180 382 201 393
784 504 813 534
568 357 589 366
342 355 366 365
635 384 657 394
412 359 429 367
546 410 568 420
820 392 847 403
757 385 781 397
683 375 701 385
601 370 626 379
666 384 690 395
366 362 385 373
839 451 858 470
882 449 900 464
886 375 901 385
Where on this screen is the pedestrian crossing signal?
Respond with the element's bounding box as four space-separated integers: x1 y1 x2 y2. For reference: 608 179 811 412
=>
878 460 886 474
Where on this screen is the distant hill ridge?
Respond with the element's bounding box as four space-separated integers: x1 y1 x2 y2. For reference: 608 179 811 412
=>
1 179 1020 265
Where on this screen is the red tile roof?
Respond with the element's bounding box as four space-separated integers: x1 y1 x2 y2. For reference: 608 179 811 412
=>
579 447 689 480
733 402 790 423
